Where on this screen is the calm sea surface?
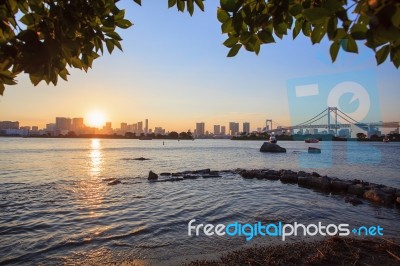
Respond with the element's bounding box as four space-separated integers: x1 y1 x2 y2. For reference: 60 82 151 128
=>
0 138 399 265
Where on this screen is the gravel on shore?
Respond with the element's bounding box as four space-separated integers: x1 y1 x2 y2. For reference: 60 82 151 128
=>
184 237 400 266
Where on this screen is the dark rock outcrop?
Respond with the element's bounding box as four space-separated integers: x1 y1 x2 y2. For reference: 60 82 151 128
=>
298 175 331 190
135 157 150 161
107 179 121 186
280 170 298 184
308 147 321 153
364 188 395 205
345 196 363 206
160 173 171 176
330 179 352 192
240 170 259 179
260 142 286 153
148 171 158 180
348 184 366 197
193 169 211 174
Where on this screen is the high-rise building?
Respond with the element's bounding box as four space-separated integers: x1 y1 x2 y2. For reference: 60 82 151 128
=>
120 123 128 133
46 123 56 131
56 117 71 130
196 122 205 137
145 119 149 134
214 125 221 135
155 127 165 135
243 122 250 134
72 118 84 131
137 121 143 134
229 122 239 136
0 121 19 129
221 126 226 135
31 126 39 132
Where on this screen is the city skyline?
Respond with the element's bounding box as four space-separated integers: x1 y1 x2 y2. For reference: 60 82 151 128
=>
0 1 399 133
0 116 263 136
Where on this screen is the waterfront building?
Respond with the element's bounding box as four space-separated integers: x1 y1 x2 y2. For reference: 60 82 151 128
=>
72 118 84 131
214 125 221 135
0 121 19 130
56 117 71 131
243 122 250 135
137 121 143 134
229 122 239 136
196 122 205 137
221 126 226 135
145 119 149 134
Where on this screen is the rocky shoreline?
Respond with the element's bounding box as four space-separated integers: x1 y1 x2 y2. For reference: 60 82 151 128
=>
184 236 400 266
142 168 400 208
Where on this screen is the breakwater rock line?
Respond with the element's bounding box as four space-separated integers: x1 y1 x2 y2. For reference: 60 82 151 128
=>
147 169 400 208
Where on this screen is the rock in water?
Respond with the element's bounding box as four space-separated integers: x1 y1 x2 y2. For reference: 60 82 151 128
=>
107 179 121 186
148 171 158 180
308 147 321 153
259 142 286 153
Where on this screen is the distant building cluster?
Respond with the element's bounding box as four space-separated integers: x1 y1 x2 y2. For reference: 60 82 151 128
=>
1 117 395 138
194 121 254 138
192 119 393 139
0 118 169 137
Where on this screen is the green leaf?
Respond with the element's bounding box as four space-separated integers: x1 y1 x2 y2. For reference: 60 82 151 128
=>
29 73 42 86
351 23 367 40
258 30 275 44
195 0 205 11
227 44 241 57
330 41 340 62
220 0 237 13
289 4 303 17
217 8 230 23
116 19 133 29
293 19 303 39
112 39 123 51
187 0 194 16
375 45 390 65
0 83 4 96
324 0 343 14
392 5 400 27
133 0 142 5
221 19 234 33
311 25 327 44
327 17 337 40
106 32 122 41
223 36 239 47
303 8 330 24
177 0 185 12
58 69 69 81
105 39 115 54
342 37 358 53
302 21 311 36
168 0 177 8
71 57 83 69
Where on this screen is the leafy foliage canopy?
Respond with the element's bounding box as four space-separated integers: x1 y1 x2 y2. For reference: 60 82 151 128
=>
0 0 399 95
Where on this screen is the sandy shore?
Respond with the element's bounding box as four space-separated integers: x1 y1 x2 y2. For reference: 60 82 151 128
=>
183 237 400 266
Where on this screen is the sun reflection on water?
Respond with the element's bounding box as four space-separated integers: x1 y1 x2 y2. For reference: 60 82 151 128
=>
66 138 109 221
90 139 102 177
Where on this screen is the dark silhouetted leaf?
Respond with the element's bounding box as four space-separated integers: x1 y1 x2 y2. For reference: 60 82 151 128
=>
227 44 241 57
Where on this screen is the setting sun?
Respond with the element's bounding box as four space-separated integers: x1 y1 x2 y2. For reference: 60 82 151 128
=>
87 111 106 128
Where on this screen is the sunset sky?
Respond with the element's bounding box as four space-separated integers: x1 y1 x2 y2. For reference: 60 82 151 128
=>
0 1 399 132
